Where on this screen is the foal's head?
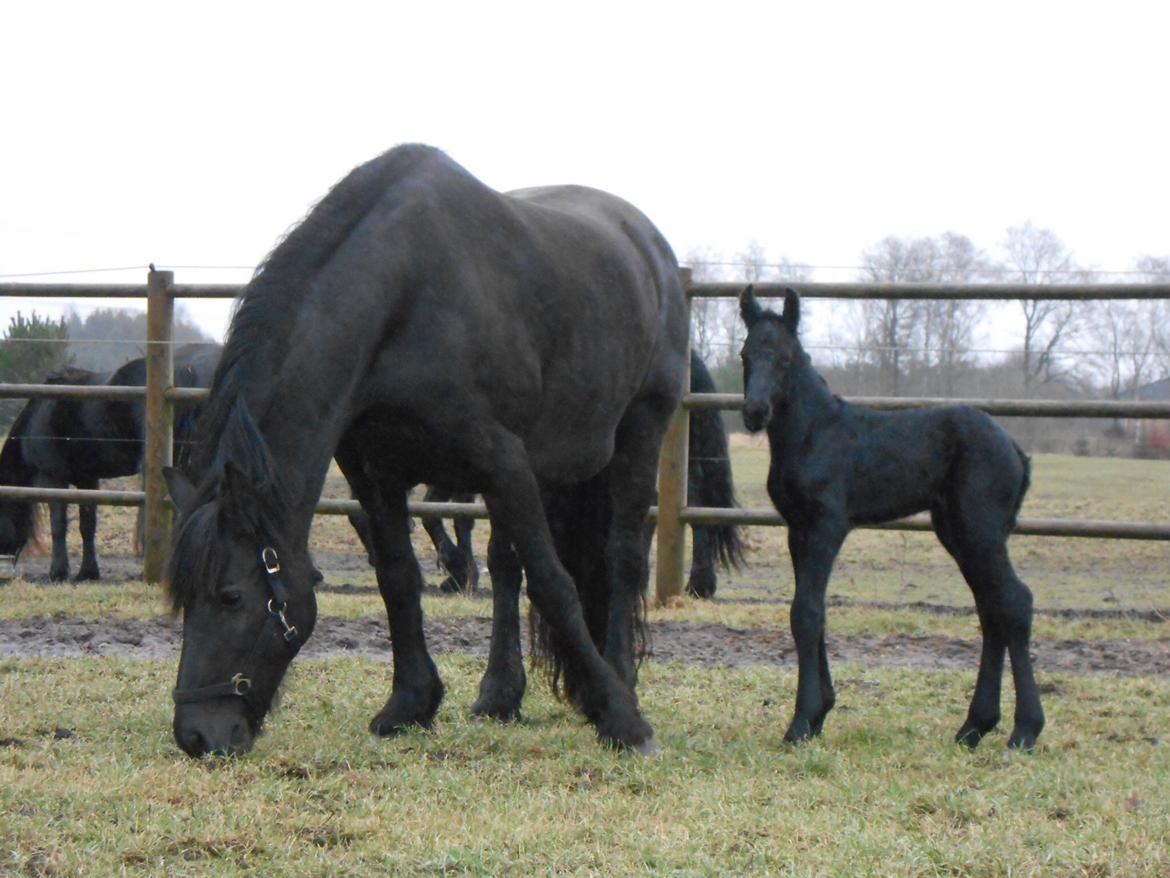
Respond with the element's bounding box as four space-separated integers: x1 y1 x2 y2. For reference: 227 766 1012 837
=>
739 285 803 432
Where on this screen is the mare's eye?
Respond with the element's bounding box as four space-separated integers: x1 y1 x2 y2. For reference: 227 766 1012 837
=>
219 589 243 609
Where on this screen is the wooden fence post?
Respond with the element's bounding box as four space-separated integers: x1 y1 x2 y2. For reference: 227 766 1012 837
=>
654 268 693 605
142 268 175 583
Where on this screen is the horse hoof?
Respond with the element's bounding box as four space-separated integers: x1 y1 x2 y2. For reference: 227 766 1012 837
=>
784 719 813 744
1007 729 1039 751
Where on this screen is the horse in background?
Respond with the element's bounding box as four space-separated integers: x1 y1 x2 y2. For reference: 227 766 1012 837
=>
739 285 1044 750
413 351 743 598
0 344 221 580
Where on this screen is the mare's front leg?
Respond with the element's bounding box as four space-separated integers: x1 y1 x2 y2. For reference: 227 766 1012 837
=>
470 529 525 720
785 518 847 743
482 429 654 751
48 500 70 582
75 479 100 581
366 488 445 734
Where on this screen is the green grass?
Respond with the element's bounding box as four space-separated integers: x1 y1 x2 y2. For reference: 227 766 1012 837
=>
2 655 1169 876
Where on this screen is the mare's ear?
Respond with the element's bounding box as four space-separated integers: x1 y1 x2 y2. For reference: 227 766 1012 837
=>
215 400 275 532
782 287 801 332
163 467 197 512
739 285 764 328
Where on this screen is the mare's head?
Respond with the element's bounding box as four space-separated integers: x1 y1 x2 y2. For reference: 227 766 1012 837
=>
739 285 804 432
164 400 318 758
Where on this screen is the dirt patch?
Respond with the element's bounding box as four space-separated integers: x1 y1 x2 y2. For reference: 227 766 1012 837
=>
2 612 1168 678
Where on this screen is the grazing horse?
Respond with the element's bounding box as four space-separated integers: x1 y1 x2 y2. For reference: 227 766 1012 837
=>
417 351 743 597
163 144 686 758
0 344 220 580
739 286 1044 750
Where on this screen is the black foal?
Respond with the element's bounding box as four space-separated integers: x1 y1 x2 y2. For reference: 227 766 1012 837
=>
739 285 1044 750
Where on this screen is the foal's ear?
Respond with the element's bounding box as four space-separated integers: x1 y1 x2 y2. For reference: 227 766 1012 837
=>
739 285 764 327
782 287 801 332
163 466 197 512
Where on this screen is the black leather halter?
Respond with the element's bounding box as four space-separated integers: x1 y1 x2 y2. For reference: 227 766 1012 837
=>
172 544 300 706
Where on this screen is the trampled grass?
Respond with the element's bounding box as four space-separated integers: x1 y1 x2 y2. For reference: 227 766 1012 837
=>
2 655 1169 876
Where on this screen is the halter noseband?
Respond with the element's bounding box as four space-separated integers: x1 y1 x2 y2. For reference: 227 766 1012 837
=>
172 543 301 706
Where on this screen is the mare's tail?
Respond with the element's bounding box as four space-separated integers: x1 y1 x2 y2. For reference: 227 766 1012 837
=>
529 470 647 707
0 400 44 556
687 353 744 571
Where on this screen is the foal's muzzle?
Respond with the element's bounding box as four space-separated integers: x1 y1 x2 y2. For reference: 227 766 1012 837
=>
742 400 772 433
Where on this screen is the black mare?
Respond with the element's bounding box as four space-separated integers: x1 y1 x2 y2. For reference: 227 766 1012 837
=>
163 145 687 758
417 350 743 598
739 286 1044 750
0 344 220 580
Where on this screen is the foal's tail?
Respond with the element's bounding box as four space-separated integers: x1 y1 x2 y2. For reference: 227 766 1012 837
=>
1008 442 1032 534
687 355 745 571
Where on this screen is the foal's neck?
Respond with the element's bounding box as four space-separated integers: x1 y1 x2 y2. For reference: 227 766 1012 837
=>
770 356 840 446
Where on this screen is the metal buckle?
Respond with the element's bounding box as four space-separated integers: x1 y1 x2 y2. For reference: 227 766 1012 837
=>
231 672 252 696
261 546 280 575
268 598 298 642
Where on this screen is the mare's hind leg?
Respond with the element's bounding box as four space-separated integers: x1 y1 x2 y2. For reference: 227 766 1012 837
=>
934 506 1044 749
785 519 847 743
604 398 677 688
471 529 526 720
480 428 654 751
686 525 717 599
47 500 70 582
336 442 444 736
75 479 100 581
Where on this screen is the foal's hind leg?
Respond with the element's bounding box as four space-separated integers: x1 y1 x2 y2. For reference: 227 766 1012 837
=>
471 528 526 721
935 508 1044 749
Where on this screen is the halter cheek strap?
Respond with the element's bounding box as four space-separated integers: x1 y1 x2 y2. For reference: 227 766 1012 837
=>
172 544 300 706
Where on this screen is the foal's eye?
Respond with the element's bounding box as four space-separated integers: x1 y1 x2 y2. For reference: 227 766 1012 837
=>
219 589 243 609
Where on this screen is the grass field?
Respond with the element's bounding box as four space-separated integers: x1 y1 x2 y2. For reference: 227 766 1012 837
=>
1 450 1168 875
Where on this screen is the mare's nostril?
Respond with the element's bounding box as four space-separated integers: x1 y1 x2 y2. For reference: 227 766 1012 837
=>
178 727 210 758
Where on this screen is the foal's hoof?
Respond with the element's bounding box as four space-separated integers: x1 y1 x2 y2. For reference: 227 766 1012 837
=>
784 718 814 744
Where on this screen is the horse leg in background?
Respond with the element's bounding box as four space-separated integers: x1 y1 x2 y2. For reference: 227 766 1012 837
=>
336 440 444 734
934 504 1045 750
75 478 101 581
481 426 654 751
784 519 847 743
687 525 716 599
420 486 479 593
47 499 71 582
470 528 526 720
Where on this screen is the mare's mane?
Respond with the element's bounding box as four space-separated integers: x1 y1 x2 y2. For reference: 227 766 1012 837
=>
190 144 446 478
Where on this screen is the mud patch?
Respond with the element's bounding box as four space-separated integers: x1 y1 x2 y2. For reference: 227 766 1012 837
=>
1 614 1167 678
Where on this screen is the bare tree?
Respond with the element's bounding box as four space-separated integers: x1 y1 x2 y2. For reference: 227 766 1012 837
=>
1002 221 1088 395
683 246 725 363
1135 255 1170 378
855 233 986 395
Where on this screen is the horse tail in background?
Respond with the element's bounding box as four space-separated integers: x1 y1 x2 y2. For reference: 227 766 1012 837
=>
688 352 744 570
529 470 647 707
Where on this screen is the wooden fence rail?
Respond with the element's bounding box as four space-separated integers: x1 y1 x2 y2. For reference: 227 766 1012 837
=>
1 271 1168 594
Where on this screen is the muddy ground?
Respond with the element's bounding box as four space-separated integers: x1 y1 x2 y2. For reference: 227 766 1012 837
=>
4 550 1168 677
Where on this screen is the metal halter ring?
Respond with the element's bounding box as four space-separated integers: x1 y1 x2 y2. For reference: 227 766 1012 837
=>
267 598 298 642
261 546 281 575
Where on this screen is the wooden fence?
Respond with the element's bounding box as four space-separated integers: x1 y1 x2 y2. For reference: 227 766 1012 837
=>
1 270 1168 598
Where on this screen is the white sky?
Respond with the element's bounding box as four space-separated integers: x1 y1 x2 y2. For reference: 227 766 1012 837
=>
2 1 1167 349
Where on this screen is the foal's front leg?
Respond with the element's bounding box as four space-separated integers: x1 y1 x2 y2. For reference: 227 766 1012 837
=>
785 519 847 743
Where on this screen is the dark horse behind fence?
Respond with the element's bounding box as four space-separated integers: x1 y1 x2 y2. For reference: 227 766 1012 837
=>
739 285 1044 750
163 144 686 758
415 350 743 598
0 344 221 581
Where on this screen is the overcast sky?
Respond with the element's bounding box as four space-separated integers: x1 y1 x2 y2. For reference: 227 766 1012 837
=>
2 1 1167 346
